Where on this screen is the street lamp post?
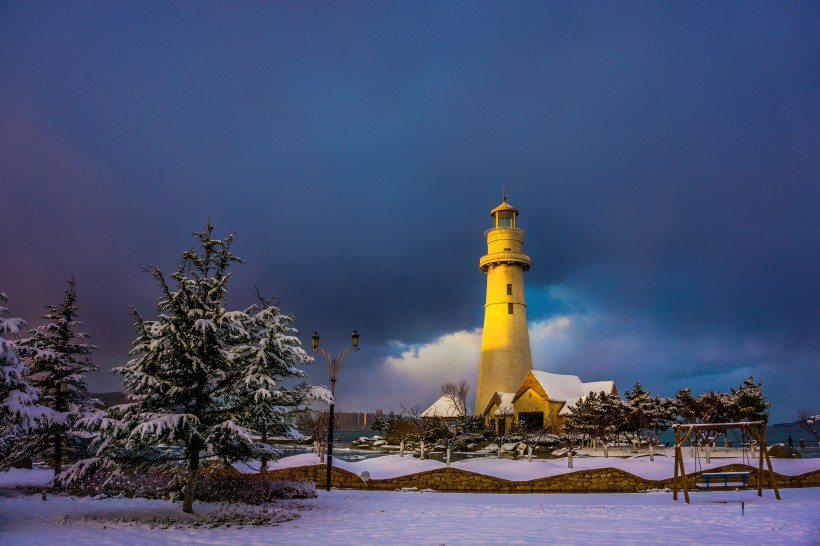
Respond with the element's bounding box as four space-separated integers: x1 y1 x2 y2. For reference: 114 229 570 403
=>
311 329 359 491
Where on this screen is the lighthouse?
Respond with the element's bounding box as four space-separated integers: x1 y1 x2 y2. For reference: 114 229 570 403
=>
474 194 533 415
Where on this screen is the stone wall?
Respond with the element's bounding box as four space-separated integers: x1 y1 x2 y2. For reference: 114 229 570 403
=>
266 463 820 493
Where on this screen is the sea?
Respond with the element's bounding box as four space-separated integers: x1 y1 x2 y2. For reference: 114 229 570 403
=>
656 423 818 458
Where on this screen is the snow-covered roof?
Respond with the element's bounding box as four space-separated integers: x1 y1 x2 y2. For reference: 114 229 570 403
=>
421 395 470 418
581 380 616 397
513 371 617 409
492 392 515 416
529 371 584 401
559 396 584 416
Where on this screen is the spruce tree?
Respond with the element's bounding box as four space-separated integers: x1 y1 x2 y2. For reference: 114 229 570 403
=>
76 220 318 513
20 278 98 476
236 292 330 495
0 293 53 471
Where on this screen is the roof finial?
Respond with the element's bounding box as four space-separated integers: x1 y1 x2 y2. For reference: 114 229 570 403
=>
502 184 507 202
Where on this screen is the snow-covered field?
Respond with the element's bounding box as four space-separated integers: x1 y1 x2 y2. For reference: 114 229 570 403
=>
2 456 819 546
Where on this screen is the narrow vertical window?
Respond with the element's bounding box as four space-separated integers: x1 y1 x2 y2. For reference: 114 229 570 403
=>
508 303 514 314
506 284 512 296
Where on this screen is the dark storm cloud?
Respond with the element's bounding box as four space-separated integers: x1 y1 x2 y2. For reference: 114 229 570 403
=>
1 2 817 421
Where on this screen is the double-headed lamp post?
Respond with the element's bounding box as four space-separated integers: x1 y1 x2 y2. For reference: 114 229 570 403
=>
311 329 359 491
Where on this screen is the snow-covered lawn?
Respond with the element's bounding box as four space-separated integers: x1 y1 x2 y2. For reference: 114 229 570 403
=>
2 458 819 546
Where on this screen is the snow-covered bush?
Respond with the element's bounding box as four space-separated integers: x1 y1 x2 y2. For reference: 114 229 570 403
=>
64 464 316 504
266 479 317 500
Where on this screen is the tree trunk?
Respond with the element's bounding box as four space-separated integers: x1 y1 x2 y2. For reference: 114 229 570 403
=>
54 386 64 478
400 439 405 457
649 443 655 462
603 441 609 458
261 427 269 497
53 429 62 477
567 447 573 468
705 442 711 464
446 447 451 467
182 451 200 514
419 440 425 460
527 445 533 462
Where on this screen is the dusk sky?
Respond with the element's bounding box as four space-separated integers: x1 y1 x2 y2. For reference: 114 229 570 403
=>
2 2 817 423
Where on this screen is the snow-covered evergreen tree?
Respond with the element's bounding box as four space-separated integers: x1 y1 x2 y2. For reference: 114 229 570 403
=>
72 220 320 513
726 375 770 423
235 292 330 495
565 391 625 458
0 293 54 471
624 382 675 461
19 278 98 476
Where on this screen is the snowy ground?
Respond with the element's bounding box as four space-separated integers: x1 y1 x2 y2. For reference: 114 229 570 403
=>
2 457 819 546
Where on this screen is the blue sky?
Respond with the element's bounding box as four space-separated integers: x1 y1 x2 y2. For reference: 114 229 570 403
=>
1 2 818 422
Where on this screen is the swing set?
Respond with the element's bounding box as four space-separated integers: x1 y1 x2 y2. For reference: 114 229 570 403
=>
672 420 781 503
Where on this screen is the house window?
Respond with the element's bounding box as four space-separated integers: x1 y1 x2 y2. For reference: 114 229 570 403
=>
506 284 512 296
508 303 513 314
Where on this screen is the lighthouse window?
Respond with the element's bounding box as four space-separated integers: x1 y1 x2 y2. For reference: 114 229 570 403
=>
497 211 514 228
506 284 512 295
508 303 514 314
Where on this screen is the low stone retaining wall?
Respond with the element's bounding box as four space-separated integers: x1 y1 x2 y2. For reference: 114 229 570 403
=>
266 463 820 493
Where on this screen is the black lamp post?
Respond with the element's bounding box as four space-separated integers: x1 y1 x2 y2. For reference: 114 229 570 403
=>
311 329 359 491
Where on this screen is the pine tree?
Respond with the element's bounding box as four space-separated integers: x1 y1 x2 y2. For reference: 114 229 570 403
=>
0 293 53 471
674 387 699 423
624 382 675 461
695 390 730 423
73 220 319 513
726 376 770 423
20 278 98 476
565 391 625 458
235 292 330 495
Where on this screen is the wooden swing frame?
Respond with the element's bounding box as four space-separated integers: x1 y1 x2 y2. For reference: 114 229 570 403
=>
672 421 781 503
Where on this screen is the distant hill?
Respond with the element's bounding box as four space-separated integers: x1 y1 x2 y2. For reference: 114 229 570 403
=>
86 391 130 407
770 421 800 428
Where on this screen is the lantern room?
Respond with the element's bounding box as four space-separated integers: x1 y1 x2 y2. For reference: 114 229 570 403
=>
490 197 519 229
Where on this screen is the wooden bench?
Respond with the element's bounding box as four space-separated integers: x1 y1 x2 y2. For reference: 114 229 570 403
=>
700 471 751 488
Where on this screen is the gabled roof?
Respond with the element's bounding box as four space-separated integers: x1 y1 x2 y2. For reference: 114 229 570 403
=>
560 397 583 416
482 392 515 417
421 395 471 418
512 371 617 406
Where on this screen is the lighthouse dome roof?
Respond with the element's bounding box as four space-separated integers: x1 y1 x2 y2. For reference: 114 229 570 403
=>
490 197 519 217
